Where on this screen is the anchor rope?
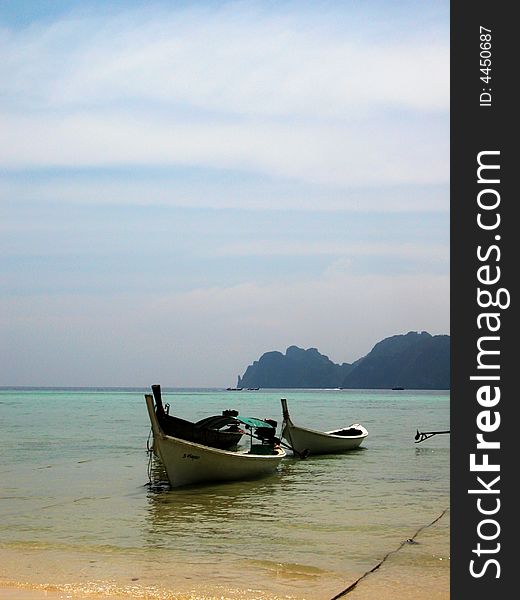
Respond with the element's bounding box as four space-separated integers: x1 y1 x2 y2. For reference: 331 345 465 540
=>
329 506 449 600
146 427 153 485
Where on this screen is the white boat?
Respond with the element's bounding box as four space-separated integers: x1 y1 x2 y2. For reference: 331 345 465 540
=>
280 398 368 457
145 394 286 488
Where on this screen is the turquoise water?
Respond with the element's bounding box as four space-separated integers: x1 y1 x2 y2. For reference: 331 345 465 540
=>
0 388 449 599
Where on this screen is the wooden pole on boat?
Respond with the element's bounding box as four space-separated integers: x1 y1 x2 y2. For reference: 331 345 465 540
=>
279 398 309 459
281 398 290 421
151 384 166 419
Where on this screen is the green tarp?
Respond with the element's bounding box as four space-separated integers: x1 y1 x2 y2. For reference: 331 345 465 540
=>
236 416 273 429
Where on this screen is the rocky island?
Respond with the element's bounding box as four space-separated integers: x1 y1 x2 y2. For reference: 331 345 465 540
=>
237 331 450 390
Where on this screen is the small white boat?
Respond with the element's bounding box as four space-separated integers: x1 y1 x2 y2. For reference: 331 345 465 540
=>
145 394 286 488
280 398 368 457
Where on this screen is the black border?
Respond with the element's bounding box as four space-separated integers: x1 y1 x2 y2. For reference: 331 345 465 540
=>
451 1 515 596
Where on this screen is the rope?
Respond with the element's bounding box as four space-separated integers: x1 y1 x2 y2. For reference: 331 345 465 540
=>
329 507 449 600
277 437 306 458
146 427 153 485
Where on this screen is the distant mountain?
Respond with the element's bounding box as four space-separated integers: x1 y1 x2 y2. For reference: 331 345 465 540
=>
340 331 450 389
238 346 353 389
237 332 450 390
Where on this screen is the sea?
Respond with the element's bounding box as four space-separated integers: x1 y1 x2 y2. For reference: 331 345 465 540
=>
0 388 450 600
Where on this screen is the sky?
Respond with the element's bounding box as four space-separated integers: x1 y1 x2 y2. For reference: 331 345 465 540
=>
0 0 449 387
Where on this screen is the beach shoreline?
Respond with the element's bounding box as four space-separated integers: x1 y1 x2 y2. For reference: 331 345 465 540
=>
0 509 449 600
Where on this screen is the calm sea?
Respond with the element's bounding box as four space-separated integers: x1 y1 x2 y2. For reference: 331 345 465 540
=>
0 388 449 599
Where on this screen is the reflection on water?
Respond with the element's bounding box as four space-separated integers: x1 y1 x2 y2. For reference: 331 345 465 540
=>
414 446 450 456
142 435 446 575
141 456 347 596
144 456 294 548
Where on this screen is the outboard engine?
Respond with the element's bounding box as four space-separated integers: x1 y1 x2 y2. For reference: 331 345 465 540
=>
222 409 239 417
255 427 275 442
256 420 277 443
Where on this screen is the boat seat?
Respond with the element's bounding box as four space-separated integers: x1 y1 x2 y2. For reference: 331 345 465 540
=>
330 427 364 437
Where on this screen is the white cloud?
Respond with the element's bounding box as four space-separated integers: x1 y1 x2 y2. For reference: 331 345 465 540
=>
0 110 448 186
0 4 449 188
1 5 449 116
1 272 449 386
215 240 448 262
0 174 448 213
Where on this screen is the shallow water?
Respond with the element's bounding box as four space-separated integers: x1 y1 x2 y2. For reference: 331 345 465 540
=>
0 388 449 599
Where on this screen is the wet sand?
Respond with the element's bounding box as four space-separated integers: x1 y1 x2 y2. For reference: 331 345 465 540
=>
0 509 449 600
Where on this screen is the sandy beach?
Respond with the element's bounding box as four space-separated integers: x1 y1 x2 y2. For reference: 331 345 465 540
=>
0 508 449 600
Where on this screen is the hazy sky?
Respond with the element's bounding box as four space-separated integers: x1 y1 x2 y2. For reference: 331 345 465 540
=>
0 0 449 387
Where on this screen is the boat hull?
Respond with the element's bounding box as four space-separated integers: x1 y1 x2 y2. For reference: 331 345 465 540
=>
282 421 368 456
146 395 285 487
